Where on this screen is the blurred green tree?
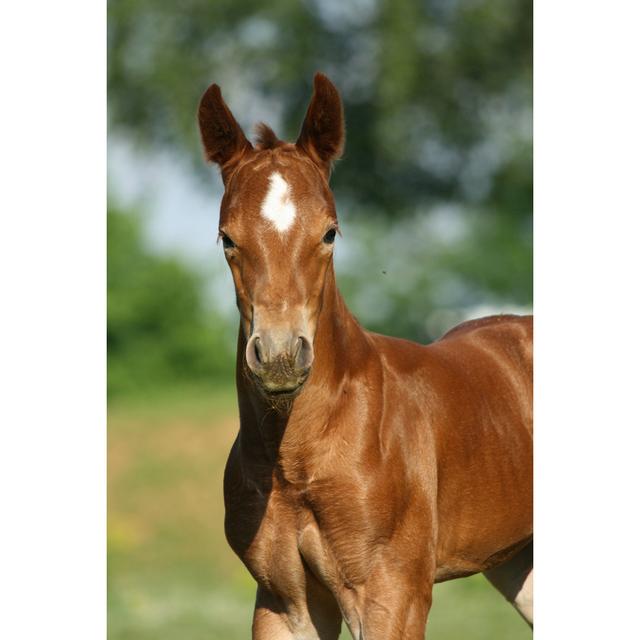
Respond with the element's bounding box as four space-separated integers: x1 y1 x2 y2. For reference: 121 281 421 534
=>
108 0 531 216
108 0 532 348
107 208 234 396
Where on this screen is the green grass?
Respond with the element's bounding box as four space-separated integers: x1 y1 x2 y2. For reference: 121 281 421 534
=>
108 384 531 639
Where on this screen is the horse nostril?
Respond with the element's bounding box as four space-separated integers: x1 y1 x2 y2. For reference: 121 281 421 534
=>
294 336 314 371
245 334 264 373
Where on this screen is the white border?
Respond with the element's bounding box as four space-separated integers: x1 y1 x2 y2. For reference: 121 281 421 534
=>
536 1 640 637
1 1 639 638
0 2 106 638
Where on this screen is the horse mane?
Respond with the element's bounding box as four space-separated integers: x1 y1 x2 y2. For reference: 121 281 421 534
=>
254 122 284 150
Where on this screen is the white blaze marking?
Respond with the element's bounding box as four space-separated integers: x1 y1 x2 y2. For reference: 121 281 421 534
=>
260 172 296 232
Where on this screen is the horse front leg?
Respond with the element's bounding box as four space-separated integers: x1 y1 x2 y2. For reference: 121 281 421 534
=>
252 587 293 640
252 583 342 640
340 565 434 640
353 592 431 639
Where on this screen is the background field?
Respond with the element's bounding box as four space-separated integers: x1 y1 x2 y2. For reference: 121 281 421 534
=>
108 386 531 640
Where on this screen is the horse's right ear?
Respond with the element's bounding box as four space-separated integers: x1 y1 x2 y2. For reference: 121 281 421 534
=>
198 83 252 181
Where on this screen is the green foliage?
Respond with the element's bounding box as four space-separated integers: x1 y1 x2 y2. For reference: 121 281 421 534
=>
107 208 234 396
336 206 532 343
107 0 532 377
108 0 532 218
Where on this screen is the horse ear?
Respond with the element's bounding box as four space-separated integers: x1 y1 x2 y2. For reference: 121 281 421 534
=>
198 83 252 181
296 73 345 178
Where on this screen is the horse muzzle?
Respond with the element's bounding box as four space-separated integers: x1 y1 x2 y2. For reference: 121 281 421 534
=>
245 331 314 397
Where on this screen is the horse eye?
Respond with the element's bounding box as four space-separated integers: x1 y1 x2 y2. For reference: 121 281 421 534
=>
221 234 236 250
322 228 337 245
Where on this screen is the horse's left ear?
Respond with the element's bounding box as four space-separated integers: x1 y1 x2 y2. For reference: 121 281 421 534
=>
296 73 345 178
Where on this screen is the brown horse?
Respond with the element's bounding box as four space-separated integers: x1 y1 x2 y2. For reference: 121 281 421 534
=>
198 73 533 639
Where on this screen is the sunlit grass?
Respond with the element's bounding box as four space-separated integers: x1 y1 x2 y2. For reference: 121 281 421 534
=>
108 384 531 639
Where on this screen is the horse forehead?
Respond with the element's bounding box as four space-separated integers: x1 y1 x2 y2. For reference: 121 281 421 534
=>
223 157 330 227
258 171 297 232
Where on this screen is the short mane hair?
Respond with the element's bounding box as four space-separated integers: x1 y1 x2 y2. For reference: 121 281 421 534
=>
254 122 285 150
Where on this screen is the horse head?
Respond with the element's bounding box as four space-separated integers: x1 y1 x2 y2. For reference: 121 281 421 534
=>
198 73 345 398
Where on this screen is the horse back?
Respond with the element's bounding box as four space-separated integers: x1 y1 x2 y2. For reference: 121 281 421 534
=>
436 314 532 432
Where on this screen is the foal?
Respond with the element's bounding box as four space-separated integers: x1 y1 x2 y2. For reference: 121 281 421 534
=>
198 73 533 639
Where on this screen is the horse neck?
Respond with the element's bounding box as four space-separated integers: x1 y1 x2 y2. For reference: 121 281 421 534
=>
235 263 367 462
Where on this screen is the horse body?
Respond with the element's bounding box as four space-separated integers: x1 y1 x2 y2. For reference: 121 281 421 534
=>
225 279 532 638
198 74 533 639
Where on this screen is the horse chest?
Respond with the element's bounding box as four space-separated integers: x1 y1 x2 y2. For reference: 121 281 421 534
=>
239 481 370 598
